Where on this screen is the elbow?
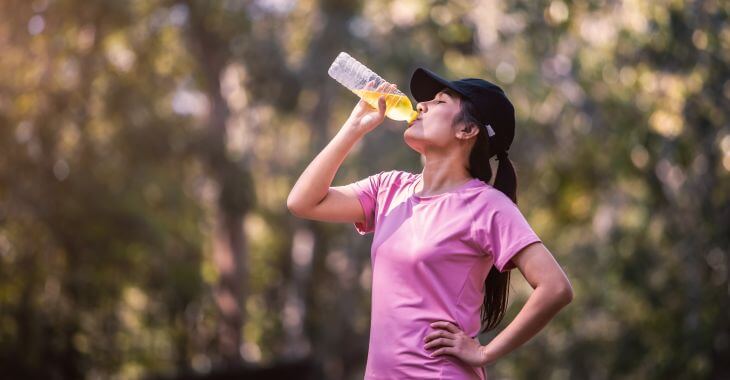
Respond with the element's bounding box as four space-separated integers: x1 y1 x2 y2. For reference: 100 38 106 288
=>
554 282 574 307
539 279 573 308
286 196 304 217
286 193 313 218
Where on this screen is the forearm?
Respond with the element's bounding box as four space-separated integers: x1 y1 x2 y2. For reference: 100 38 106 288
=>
480 285 572 366
287 123 363 210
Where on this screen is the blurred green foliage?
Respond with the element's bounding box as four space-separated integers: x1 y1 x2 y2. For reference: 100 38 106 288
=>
0 0 728 379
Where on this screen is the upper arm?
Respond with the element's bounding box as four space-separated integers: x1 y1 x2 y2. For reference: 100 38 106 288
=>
289 185 366 224
511 242 573 299
289 171 385 234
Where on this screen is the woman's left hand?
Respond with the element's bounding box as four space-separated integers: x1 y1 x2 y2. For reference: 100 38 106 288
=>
424 321 486 367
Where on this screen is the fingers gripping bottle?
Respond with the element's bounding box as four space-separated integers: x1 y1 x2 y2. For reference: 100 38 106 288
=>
327 52 418 123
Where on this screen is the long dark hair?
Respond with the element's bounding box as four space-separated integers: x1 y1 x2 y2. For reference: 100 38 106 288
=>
451 94 519 333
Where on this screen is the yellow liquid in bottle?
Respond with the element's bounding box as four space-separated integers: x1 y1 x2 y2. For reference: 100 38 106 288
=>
353 89 418 123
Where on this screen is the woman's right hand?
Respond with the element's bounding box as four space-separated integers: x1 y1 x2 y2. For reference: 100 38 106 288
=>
343 81 396 136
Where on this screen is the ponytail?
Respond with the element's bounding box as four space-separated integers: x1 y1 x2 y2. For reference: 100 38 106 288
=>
456 97 518 333
494 151 517 205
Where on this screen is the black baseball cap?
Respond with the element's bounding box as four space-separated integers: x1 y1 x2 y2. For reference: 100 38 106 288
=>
409 67 515 154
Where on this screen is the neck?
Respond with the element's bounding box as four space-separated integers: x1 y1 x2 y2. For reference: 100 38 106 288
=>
416 153 473 196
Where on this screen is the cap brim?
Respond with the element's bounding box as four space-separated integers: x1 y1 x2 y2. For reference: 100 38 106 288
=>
410 68 466 102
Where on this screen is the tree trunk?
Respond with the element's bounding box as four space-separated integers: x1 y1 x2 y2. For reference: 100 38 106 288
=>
182 1 251 365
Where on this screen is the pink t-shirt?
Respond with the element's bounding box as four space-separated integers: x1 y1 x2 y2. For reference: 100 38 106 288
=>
345 170 541 380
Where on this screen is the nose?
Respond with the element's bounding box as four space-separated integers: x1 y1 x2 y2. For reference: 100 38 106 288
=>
416 102 427 113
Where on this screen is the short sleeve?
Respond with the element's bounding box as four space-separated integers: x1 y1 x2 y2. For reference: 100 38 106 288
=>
476 198 542 272
341 170 386 235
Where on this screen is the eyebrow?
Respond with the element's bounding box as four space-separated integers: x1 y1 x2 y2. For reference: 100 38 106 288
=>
437 89 457 100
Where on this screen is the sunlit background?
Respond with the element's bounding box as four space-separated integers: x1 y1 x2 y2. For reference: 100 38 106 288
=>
1 0 728 379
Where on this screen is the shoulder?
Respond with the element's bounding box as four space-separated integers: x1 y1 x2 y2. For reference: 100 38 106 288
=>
467 180 522 213
373 169 417 189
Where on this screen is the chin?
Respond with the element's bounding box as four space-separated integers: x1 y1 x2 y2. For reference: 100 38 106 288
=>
403 134 424 154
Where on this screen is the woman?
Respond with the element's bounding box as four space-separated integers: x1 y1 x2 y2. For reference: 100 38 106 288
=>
287 67 573 379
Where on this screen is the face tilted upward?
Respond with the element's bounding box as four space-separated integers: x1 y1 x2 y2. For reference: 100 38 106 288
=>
404 89 465 155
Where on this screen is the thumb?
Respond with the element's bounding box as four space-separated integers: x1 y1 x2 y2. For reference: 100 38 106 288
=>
378 96 387 117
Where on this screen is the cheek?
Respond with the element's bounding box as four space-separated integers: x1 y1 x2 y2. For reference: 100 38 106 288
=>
429 109 457 128
405 117 455 144
425 119 455 141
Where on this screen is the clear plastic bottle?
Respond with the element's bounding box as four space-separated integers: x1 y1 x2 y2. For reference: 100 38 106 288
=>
328 52 418 123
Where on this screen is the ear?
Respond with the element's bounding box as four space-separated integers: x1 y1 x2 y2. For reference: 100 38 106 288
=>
457 123 480 140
